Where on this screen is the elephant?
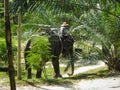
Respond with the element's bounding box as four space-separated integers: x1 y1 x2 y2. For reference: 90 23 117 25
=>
24 30 74 79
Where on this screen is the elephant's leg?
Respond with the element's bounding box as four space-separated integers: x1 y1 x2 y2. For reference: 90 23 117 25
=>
36 68 42 78
25 63 32 79
52 57 62 78
27 68 32 79
36 62 46 78
25 57 32 79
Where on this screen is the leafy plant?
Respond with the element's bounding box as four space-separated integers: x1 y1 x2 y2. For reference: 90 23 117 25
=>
0 39 7 63
26 35 53 71
0 38 17 64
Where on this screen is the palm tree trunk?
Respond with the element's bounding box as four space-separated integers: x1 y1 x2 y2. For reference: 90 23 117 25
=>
4 0 16 90
17 0 22 80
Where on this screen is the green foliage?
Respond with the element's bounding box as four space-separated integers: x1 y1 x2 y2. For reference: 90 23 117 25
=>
0 38 7 62
71 1 120 61
0 18 4 37
0 38 17 63
9 0 120 72
26 36 53 69
0 1 4 37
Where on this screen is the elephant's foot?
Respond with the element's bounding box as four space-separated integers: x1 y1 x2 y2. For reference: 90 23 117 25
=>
27 69 32 79
53 73 62 78
36 75 42 78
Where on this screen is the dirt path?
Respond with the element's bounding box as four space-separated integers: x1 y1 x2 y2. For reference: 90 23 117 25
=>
1 61 120 90
20 76 120 90
63 61 105 77
75 76 120 90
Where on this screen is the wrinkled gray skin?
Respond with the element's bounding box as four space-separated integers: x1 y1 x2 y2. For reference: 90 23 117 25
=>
24 31 74 79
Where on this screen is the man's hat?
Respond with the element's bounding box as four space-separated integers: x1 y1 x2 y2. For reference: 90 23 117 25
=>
61 22 69 27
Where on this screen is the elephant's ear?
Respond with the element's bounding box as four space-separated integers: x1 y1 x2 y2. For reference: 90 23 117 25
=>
63 35 74 49
63 39 72 50
48 34 60 42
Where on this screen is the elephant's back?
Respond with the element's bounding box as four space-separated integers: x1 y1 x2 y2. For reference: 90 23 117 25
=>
48 35 60 42
48 34 62 56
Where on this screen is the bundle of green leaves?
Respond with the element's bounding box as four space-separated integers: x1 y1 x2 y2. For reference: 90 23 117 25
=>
26 35 53 69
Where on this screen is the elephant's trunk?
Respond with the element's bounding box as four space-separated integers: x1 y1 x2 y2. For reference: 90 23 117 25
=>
67 62 74 76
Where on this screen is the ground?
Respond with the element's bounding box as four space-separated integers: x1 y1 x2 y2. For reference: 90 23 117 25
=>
1 61 120 90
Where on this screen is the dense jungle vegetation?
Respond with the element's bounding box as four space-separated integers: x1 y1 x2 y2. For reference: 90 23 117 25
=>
0 0 120 90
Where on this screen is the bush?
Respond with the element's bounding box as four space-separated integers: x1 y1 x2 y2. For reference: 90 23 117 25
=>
0 40 7 62
0 38 17 63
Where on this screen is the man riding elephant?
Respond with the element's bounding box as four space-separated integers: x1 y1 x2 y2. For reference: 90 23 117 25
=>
24 23 74 78
24 31 62 78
